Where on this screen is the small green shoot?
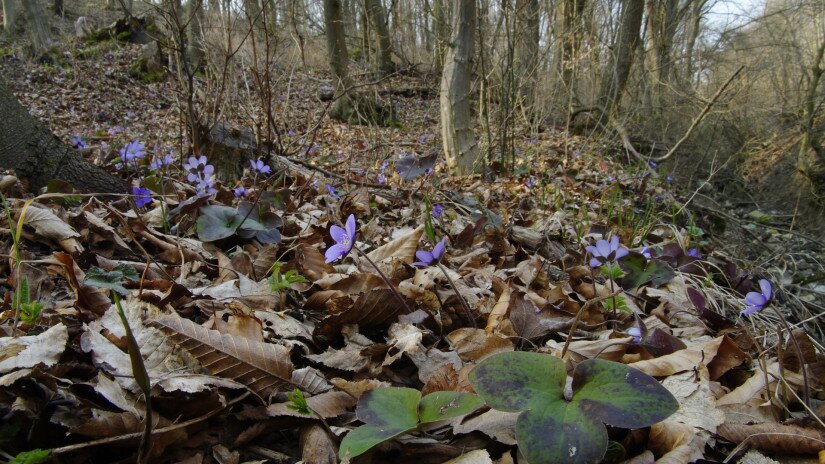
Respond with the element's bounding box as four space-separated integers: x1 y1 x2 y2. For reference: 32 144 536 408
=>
470 352 678 464
339 387 483 460
286 389 312 416
83 266 152 464
11 278 45 324
268 263 307 293
603 295 632 313
10 449 51 464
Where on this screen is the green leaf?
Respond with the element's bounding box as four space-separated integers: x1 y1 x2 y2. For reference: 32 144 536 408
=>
469 351 565 412
356 387 420 430
339 425 408 460
12 277 31 308
286 389 312 416
618 254 675 289
84 266 130 295
196 205 246 242
571 359 679 429
418 391 483 424
516 405 607 464
10 449 51 464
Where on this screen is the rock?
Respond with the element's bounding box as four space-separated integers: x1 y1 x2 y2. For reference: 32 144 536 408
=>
140 41 163 73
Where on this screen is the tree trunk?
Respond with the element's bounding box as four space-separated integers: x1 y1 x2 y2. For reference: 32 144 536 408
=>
440 0 480 175
2 0 18 34
22 0 52 54
0 75 126 193
646 0 678 86
556 0 586 107
53 0 63 16
364 0 394 75
187 0 204 71
515 0 539 107
598 0 644 115
323 0 351 90
432 0 450 69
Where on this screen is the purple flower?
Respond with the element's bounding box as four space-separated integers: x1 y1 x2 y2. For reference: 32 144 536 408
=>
648 160 659 168
380 161 389 172
641 247 652 259
150 152 175 171
526 176 537 188
120 140 145 161
233 186 248 197
308 145 321 156
311 179 319 190
627 327 642 344
132 186 152 208
320 85 334 93
586 236 629 268
419 133 428 144
250 158 272 175
70 134 88 149
686 248 703 259
326 185 341 200
288 129 297 137
413 237 447 267
184 155 214 183
377 173 387 185
325 214 356 263
666 175 674 183
741 279 773 315
432 204 443 218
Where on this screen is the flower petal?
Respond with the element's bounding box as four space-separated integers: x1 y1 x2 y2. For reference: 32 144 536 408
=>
585 245 598 256
614 247 629 260
415 251 433 264
433 237 447 260
744 292 767 307
609 235 620 252
325 244 348 263
589 257 603 268
345 214 356 239
596 239 612 258
759 279 772 301
740 304 761 316
330 225 347 243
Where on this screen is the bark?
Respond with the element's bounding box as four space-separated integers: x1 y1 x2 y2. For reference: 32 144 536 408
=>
556 0 587 102
799 34 825 172
2 0 18 34
22 0 52 53
323 0 351 90
440 0 480 175
187 0 204 71
432 0 450 69
0 75 126 193
514 0 540 105
364 0 394 75
646 0 678 85
598 0 644 115
684 0 706 84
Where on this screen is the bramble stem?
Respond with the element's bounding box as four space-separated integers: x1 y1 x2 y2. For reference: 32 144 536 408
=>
436 263 477 328
354 247 414 315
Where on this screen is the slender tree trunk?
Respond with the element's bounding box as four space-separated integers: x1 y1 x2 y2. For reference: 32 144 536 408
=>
187 0 204 71
364 0 394 75
515 0 539 108
799 34 825 172
684 0 705 85
0 75 126 193
440 0 480 175
556 0 587 109
598 0 644 115
22 0 52 54
2 0 18 34
53 0 63 16
432 0 450 69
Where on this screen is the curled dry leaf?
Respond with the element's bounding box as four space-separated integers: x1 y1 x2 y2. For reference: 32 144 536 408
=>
49 252 112 316
440 449 493 464
717 361 803 407
0 323 67 374
648 420 706 464
630 335 746 379
14 201 82 253
300 423 338 464
362 225 424 276
267 390 355 419
447 328 513 363
151 311 296 400
717 422 825 455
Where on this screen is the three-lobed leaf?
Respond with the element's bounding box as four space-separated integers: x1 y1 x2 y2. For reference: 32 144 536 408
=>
470 352 678 464
83 265 140 296
619 253 675 289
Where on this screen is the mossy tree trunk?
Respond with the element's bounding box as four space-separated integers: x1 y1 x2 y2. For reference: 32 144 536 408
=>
2 0 18 34
0 75 126 193
514 0 539 111
598 0 644 116
22 0 52 53
364 0 394 75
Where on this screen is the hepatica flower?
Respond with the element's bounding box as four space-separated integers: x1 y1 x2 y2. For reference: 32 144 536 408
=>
184 155 217 196
326 185 341 200
627 326 642 344
413 237 447 267
432 203 443 218
325 214 356 263
641 247 652 259
150 152 175 171
132 186 152 208
120 140 145 161
686 248 703 259
250 158 272 175
233 186 248 197
742 279 773 315
526 176 537 188
586 236 629 268
70 134 88 149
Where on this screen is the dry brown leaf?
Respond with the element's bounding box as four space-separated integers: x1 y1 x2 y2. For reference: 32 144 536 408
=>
648 421 706 464
383 323 424 366
291 366 332 394
630 336 730 377
547 336 630 362
314 288 404 340
300 424 338 464
151 311 295 400
15 202 82 253
362 225 424 276
718 422 825 455
661 366 725 434
65 408 186 457
294 243 336 282
267 390 355 419
717 361 803 406
0 323 67 374
452 409 518 445
486 283 512 334
307 326 376 373
330 377 391 399
447 327 513 362
441 450 493 464
49 252 112 316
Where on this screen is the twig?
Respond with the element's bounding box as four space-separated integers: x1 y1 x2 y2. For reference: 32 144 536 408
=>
561 289 623 359
654 66 745 162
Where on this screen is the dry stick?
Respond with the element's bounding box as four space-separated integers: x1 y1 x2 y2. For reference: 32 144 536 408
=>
561 290 623 359
436 263 477 328
354 247 415 315
654 66 745 163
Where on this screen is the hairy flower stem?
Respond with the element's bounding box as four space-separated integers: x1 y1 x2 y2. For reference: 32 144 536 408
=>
436 263 477 328
608 264 618 330
561 290 623 359
354 247 414 315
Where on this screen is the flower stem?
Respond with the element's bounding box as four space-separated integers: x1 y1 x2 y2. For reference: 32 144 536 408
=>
608 264 618 329
436 263 477 328
354 247 414 315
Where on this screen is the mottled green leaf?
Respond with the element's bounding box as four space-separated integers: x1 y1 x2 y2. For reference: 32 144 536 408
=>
418 391 483 424
619 254 675 289
516 404 606 464
469 351 565 412
356 387 420 430
196 205 245 242
572 358 679 429
338 425 408 460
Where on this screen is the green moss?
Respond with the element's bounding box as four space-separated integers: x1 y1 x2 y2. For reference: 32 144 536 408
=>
116 31 132 42
128 58 165 83
72 45 105 59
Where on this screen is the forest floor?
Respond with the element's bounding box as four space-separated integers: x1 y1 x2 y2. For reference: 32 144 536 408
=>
0 11 824 464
